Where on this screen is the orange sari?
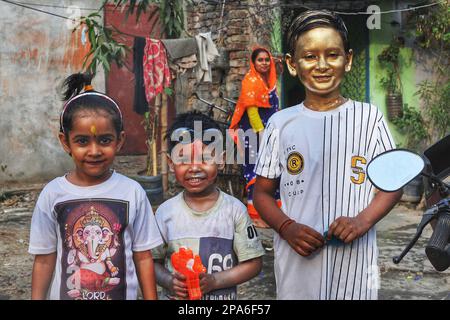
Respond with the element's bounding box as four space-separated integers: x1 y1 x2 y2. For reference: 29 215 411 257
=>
229 48 278 130
229 48 281 228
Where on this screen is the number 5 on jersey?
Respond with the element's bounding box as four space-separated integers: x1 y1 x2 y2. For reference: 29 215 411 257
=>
350 156 367 184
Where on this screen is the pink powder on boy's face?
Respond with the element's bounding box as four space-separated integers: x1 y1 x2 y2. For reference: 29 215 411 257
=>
169 140 221 197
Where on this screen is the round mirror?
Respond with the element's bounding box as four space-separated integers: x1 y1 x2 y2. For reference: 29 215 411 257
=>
367 150 425 192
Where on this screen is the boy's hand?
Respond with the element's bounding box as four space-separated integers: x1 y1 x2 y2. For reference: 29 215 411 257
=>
328 216 371 244
170 271 188 299
282 222 325 256
199 272 216 294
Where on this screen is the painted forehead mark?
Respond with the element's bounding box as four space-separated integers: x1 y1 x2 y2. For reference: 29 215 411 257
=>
90 125 97 136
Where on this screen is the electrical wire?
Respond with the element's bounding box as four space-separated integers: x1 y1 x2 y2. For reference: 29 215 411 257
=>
13 1 98 10
199 0 445 15
0 0 72 19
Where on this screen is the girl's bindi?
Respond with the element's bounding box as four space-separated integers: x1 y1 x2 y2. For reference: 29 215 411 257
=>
90 125 97 136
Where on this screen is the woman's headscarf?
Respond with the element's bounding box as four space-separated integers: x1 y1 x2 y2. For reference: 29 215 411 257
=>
229 47 277 130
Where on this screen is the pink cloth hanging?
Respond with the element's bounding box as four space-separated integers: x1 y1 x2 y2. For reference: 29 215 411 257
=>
143 38 171 103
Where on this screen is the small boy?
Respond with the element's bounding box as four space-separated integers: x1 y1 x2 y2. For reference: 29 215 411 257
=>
253 10 402 300
152 111 264 300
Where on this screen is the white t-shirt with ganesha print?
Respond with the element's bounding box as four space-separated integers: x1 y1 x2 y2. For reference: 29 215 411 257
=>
28 171 163 300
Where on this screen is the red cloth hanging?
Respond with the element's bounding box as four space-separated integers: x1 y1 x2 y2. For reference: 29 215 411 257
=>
143 38 171 103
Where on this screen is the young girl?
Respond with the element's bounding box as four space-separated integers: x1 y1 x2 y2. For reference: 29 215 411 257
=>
28 73 163 300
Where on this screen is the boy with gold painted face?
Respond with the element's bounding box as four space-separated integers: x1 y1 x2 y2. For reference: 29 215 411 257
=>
254 10 402 299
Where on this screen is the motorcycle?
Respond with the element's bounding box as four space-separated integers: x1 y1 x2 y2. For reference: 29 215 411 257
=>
367 134 450 271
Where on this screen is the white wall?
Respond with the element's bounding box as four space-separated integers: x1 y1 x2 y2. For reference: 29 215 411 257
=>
0 1 105 183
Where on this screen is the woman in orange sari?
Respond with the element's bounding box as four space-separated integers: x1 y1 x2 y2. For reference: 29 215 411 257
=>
230 47 281 228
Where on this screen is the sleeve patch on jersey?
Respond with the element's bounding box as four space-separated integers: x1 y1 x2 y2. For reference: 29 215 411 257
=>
287 152 304 175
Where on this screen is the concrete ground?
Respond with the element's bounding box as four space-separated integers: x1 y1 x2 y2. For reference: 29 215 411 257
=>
0 156 448 300
1 187 448 300
238 205 450 300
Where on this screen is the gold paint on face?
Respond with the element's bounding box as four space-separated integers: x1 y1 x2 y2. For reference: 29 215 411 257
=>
286 27 353 109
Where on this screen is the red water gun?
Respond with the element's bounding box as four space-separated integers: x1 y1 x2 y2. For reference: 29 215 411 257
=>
171 247 207 300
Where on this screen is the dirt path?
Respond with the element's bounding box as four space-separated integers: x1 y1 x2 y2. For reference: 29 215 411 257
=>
0 188 448 300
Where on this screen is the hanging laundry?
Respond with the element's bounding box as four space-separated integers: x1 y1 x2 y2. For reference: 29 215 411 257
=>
170 55 197 76
161 38 198 79
133 37 149 115
195 32 220 83
143 38 171 103
161 38 197 60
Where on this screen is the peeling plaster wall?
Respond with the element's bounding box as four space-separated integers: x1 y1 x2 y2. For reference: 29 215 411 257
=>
0 1 104 183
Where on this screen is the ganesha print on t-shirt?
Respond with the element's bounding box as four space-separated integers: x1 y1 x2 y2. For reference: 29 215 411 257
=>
55 199 129 300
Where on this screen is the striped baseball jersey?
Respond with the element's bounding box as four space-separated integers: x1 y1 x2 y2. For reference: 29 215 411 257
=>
255 100 396 300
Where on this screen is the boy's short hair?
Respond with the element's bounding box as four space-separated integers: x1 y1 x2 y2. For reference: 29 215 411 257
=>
286 10 350 56
166 111 222 153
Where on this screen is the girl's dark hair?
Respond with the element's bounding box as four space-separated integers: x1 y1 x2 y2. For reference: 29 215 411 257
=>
166 111 221 153
60 73 123 136
251 48 270 64
286 10 350 56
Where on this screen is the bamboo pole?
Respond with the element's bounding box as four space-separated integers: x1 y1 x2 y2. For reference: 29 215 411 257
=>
153 94 161 177
161 93 169 193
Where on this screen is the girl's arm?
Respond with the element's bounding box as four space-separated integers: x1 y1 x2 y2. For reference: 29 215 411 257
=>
154 259 188 299
133 250 158 300
31 253 57 300
199 256 262 294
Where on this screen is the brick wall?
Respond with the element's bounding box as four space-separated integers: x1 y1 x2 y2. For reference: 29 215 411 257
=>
183 0 279 122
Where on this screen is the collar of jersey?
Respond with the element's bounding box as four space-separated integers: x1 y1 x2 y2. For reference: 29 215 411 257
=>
180 188 224 217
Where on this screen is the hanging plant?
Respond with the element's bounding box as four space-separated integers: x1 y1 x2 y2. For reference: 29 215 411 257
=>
378 37 403 95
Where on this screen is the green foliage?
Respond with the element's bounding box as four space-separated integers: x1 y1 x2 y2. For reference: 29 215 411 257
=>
341 50 366 102
392 104 429 151
107 0 154 21
159 0 184 39
407 2 450 51
164 87 174 96
82 12 129 74
81 1 187 74
404 1 450 142
270 12 282 54
415 80 450 139
107 0 185 38
377 38 403 94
